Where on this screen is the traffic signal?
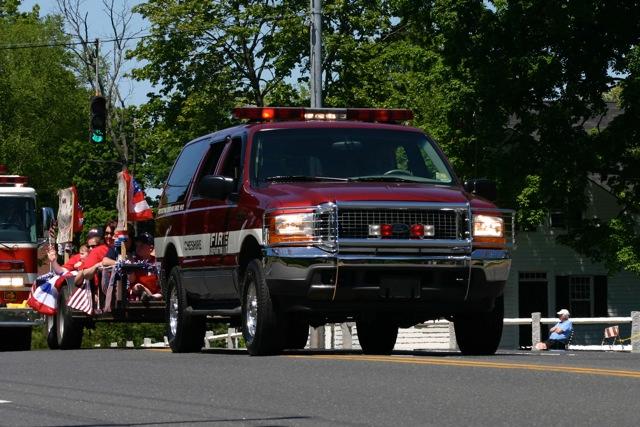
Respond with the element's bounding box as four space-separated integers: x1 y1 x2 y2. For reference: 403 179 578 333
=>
90 96 107 143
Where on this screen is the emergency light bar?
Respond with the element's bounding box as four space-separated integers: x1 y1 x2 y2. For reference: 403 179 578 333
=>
0 175 28 186
233 107 413 123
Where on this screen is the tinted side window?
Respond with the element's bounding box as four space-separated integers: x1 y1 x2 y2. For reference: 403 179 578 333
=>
219 137 243 192
192 140 227 198
163 139 210 205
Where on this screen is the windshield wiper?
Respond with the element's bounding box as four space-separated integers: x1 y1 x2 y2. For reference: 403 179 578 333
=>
265 175 348 182
348 176 418 183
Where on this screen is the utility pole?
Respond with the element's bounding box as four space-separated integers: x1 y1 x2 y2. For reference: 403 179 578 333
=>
310 0 322 108
94 38 100 96
309 0 325 349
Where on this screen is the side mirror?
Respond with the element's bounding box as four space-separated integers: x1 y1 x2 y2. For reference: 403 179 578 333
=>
198 175 235 199
463 179 497 202
41 207 55 239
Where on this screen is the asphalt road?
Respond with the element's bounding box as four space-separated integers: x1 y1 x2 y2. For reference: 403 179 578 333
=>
1 348 639 426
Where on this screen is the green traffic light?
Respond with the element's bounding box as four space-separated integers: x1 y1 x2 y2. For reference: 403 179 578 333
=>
91 130 104 143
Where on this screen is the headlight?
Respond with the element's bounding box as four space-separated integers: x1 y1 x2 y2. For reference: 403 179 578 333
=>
473 215 504 237
473 214 506 247
0 276 25 288
267 212 315 245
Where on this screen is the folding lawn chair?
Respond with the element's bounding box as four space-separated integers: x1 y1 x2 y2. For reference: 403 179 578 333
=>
601 325 622 348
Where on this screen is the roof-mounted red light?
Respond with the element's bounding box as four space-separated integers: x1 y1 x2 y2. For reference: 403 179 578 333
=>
233 107 413 123
0 175 28 186
233 107 305 121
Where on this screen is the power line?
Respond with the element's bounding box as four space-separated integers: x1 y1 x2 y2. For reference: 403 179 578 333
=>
0 34 149 50
0 12 306 51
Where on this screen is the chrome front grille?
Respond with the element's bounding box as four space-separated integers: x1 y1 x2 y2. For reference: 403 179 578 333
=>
337 209 461 240
265 201 514 252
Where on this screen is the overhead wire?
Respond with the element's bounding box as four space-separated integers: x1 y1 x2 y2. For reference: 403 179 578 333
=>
0 12 307 51
0 33 150 50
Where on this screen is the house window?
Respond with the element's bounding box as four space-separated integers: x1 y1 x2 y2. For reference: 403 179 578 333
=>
519 272 547 282
549 211 566 229
569 276 593 317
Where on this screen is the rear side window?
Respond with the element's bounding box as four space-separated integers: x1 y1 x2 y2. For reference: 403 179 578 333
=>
162 138 210 205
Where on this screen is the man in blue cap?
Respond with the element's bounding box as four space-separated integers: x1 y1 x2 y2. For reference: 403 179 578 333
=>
535 309 573 350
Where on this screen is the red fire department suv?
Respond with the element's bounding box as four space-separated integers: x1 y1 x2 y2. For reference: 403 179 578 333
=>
155 107 514 356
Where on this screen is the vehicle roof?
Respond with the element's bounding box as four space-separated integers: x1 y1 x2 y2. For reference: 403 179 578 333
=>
0 187 36 196
184 120 425 148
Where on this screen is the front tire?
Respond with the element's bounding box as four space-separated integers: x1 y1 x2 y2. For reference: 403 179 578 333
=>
166 267 206 353
356 319 398 355
454 297 504 355
56 284 84 350
241 259 283 355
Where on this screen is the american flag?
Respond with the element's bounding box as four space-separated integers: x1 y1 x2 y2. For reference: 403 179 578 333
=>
27 273 59 315
125 170 153 221
71 185 84 233
67 281 93 315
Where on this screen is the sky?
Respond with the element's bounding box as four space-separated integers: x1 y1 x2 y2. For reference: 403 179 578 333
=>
19 0 153 106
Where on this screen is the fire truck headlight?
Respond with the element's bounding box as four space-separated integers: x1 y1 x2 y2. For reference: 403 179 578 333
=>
472 215 506 246
473 215 504 237
268 213 315 245
0 276 24 287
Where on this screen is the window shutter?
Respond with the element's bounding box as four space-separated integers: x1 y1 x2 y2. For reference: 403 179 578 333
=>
593 275 608 317
555 275 569 311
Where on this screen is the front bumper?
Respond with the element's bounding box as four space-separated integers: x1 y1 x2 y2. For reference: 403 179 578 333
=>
263 247 510 306
0 307 42 327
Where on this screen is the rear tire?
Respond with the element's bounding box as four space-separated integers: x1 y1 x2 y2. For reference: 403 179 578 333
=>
454 297 504 355
0 327 32 351
56 284 84 350
356 319 398 355
242 259 283 355
44 315 59 349
166 267 206 353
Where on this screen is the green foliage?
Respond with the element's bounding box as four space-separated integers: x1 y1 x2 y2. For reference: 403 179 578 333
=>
82 323 166 348
31 324 47 350
4 0 640 290
79 206 118 240
130 0 309 185
559 215 640 275
515 175 547 230
0 10 88 208
387 0 640 273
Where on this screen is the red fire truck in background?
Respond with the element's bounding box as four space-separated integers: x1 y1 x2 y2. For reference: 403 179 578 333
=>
0 165 52 351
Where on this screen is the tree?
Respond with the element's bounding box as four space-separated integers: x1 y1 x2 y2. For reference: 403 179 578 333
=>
129 0 640 275
130 0 310 185
56 0 143 166
0 4 88 207
388 0 640 273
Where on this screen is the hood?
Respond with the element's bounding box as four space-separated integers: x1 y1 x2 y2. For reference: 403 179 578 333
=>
254 182 492 209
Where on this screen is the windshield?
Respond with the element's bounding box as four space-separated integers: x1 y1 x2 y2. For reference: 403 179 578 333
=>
251 128 454 185
0 197 36 243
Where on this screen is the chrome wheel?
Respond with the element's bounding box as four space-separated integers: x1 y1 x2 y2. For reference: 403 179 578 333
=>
46 314 55 333
245 282 258 339
169 286 178 337
242 259 282 355
56 305 64 341
165 266 206 353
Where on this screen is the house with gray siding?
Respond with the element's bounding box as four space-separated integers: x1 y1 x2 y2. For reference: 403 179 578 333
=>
500 178 640 349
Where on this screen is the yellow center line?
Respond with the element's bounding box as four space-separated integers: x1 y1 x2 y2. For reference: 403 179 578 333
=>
287 354 640 379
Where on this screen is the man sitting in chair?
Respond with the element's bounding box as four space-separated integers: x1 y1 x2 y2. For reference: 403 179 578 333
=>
535 309 573 350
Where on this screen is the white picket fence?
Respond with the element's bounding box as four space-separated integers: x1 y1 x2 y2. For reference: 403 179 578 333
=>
117 311 640 353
